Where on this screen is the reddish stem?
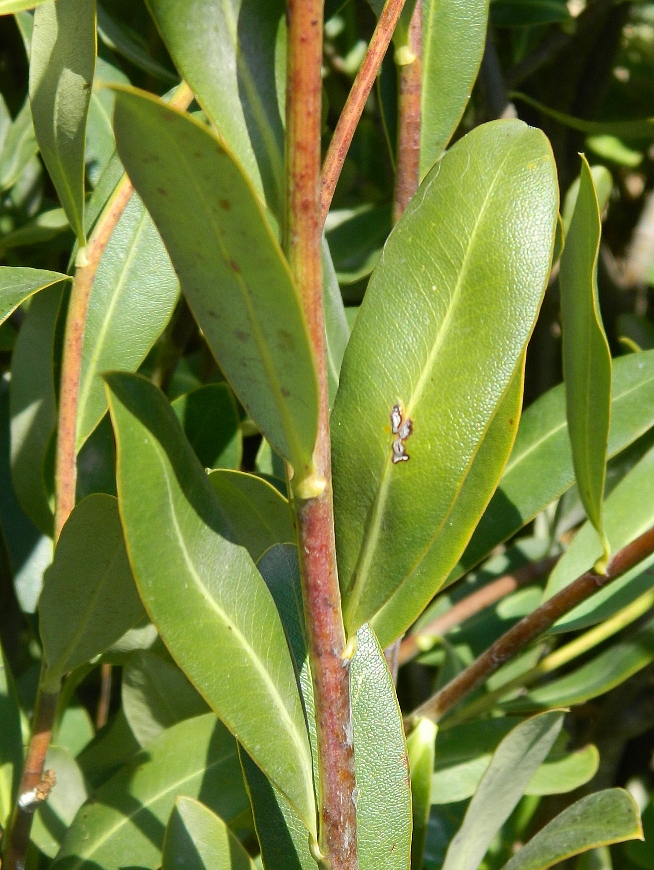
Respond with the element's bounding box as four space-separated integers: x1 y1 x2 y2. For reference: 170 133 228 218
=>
286 3 357 867
320 0 408 224
393 1 422 223
411 524 654 724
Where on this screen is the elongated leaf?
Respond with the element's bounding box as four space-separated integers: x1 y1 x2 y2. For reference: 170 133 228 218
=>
32 746 88 858
512 92 654 140
333 119 557 635
52 714 250 870
39 495 145 690
456 350 654 578
502 617 654 712
29 0 96 243
146 0 285 215
0 97 38 191
97 5 177 83
545 444 654 632
113 88 319 481
208 469 294 561
441 712 564 870
0 266 68 324
0 0 51 10
491 0 570 26
172 385 241 471
501 790 642 870
408 718 437 870
560 155 611 565
10 282 63 535
525 745 599 796
562 165 612 236
420 0 489 176
372 356 524 647
0 208 70 256
105 372 316 834
323 236 350 408
0 643 22 829
163 797 257 870
122 650 208 747
76 189 179 449
85 57 129 186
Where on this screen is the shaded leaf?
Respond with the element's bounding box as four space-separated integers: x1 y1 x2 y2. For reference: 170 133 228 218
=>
39 494 145 690
560 155 611 566
501 790 642 870
32 746 88 858
420 0 489 176
0 97 38 191
323 236 350 408
0 266 68 324
112 88 318 481
172 384 241 471
145 0 285 215
490 0 571 27
512 93 654 140
85 57 129 186
0 207 70 256
97 4 177 84
0 643 22 829
52 714 250 870
162 796 257 870
408 718 437 870
29 0 96 243
105 372 316 834
333 119 557 636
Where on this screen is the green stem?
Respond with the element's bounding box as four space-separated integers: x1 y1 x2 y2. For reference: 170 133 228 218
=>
286 3 357 868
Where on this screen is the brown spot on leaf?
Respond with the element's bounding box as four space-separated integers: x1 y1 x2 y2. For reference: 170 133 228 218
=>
229 260 241 273
277 329 295 352
220 199 231 210
157 187 168 196
234 328 249 343
281 387 290 398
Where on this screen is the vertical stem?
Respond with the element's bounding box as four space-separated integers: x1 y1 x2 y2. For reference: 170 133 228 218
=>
286 3 357 869
393 1 422 223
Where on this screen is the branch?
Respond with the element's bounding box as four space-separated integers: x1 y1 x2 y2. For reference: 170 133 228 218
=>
410 523 654 724
392 1 421 223
286 4 357 868
320 0 408 224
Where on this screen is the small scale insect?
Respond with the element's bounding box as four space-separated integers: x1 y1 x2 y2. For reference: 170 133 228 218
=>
390 404 413 464
18 769 56 813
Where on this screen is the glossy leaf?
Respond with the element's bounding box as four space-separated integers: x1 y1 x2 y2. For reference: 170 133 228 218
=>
560 155 611 565
372 356 524 647
85 57 129 186
456 350 654 578
420 0 489 176
0 266 68 324
122 650 208 747
501 790 642 870
76 187 179 450
105 373 316 833
545 444 654 633
145 0 285 215
408 718 437 870
32 746 88 858
256 543 412 870
39 494 145 690
10 281 63 535
562 165 612 236
441 712 564 870
113 88 319 480
502 617 654 712
0 643 22 829
172 384 241 471
52 714 250 870
163 797 257 870
333 119 557 636
29 0 96 243
0 97 38 191
208 469 294 562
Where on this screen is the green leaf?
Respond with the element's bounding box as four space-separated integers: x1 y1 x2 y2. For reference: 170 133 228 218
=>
323 236 350 408
97 4 177 84
163 796 257 870
104 372 316 834
208 469 294 562
502 617 654 712
0 266 68 325
420 0 489 176
512 93 654 140
456 350 654 578
39 494 145 690
172 384 242 471
525 745 599 796
333 119 557 636
500 790 642 870
76 188 180 450
52 714 250 870
0 97 38 191
441 711 564 870
407 718 437 870
372 356 524 647
76 708 141 788
562 165 612 236
122 650 209 747
0 208 70 257
545 443 654 633
560 155 612 568
85 57 129 186
112 88 319 481
10 282 63 536
490 0 571 27
325 205 391 285
0 0 51 11
0 643 22 829
31 746 88 858
145 0 285 215
29 0 96 244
